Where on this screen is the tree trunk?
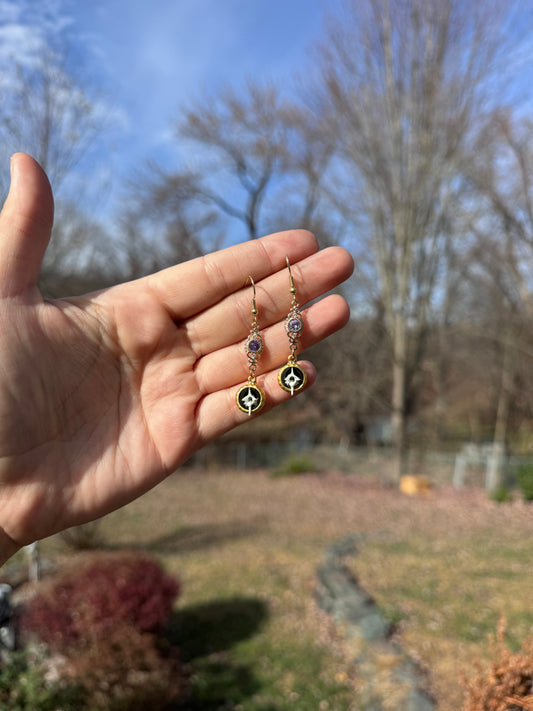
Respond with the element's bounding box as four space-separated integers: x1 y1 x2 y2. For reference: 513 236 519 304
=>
487 329 514 491
391 317 407 481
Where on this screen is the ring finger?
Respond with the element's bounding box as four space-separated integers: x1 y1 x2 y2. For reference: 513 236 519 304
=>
194 294 349 395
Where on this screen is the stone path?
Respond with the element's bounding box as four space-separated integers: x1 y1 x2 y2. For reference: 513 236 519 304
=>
316 534 436 711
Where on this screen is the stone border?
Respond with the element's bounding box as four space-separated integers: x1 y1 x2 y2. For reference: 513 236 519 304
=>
315 534 436 711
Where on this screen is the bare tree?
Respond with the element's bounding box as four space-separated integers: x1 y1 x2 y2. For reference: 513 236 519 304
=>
142 83 340 254
0 47 103 193
39 201 118 297
175 83 291 240
263 104 339 237
0 44 115 298
118 165 211 279
320 0 515 479
463 112 533 488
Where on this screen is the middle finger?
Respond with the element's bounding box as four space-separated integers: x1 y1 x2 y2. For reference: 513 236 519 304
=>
184 246 352 357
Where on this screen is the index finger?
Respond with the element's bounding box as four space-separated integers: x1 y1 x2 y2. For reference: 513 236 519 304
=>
144 229 319 321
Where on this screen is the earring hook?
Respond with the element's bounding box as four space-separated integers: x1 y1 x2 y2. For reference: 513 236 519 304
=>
249 275 257 315
286 256 296 294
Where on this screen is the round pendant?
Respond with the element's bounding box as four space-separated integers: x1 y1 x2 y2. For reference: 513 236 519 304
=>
236 384 265 415
278 362 307 395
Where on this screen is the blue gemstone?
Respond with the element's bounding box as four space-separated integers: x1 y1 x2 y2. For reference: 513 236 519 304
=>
248 339 261 352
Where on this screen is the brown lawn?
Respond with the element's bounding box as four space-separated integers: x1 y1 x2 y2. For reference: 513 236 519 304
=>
48 467 533 710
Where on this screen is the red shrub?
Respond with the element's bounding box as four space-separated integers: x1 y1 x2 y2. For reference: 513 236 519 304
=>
20 553 180 650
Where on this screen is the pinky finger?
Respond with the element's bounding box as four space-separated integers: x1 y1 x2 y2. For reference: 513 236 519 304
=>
195 361 317 446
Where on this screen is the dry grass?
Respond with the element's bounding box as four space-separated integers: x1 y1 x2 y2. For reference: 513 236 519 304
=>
45 467 533 710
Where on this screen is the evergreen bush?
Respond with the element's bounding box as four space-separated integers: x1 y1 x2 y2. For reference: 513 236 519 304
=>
516 463 533 502
271 453 317 478
0 648 84 711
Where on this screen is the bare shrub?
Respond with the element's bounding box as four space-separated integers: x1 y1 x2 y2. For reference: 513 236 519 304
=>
462 619 533 710
63 624 184 711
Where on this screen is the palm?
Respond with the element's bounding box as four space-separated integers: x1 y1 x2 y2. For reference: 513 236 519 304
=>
0 286 201 541
0 154 353 556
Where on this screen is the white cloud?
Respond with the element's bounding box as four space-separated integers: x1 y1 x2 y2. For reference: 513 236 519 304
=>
0 0 75 69
0 23 46 65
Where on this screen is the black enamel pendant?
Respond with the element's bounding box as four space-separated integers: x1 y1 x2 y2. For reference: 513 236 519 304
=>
278 363 307 396
236 384 265 415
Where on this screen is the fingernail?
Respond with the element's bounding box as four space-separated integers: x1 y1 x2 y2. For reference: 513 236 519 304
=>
9 154 19 190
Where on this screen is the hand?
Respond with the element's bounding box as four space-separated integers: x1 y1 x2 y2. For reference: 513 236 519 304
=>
0 154 353 564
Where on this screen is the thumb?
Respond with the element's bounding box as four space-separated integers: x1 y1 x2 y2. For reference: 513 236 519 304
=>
0 153 54 298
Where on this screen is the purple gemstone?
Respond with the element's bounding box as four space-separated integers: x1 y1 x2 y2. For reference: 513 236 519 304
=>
288 318 302 333
248 339 262 352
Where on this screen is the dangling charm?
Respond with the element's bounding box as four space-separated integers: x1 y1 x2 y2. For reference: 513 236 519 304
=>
236 277 266 416
278 256 307 396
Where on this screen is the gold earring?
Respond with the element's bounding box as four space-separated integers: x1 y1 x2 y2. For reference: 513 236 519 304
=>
236 276 266 415
278 256 307 396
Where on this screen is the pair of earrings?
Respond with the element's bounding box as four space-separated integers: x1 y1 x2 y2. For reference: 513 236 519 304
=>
235 256 307 416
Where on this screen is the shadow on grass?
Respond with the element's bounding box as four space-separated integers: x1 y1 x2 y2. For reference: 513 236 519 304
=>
168 597 268 662
106 519 266 555
168 597 278 711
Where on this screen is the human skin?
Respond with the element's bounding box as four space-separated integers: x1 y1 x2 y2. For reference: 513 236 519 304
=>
0 153 354 565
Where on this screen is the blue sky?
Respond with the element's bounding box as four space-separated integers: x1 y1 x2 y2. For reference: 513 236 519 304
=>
71 0 330 158
3 0 531 226
0 0 339 211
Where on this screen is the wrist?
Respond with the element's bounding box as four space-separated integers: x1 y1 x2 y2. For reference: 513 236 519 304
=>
0 525 21 567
